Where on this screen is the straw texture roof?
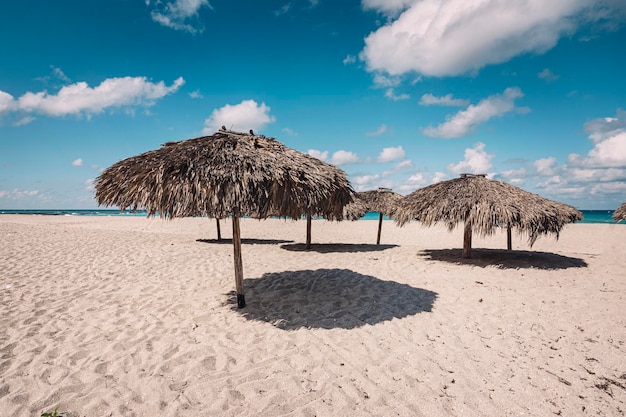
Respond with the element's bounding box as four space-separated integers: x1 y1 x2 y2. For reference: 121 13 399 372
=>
356 188 402 217
394 174 582 246
613 202 626 221
95 129 354 220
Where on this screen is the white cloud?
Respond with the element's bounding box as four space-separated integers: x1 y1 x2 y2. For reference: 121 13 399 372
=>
0 188 40 200
583 109 626 143
189 90 203 99
360 0 599 77
384 89 410 101
85 179 95 191
431 172 448 184
393 159 413 170
361 0 418 18
447 142 494 175
4 76 184 118
419 93 469 107
151 0 211 34
585 131 626 167
534 157 557 175
422 87 524 138
377 146 405 163
373 73 401 88
0 91 14 113
282 127 298 136
343 55 356 65
71 158 83 167
308 149 329 161
567 110 626 168
274 3 291 16
202 100 275 134
13 116 36 126
330 150 360 165
366 124 387 136
538 68 560 82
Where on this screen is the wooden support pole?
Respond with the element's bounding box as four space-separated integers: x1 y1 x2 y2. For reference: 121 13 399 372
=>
462 221 472 258
376 212 383 245
232 215 245 308
305 214 313 250
216 218 222 241
507 225 512 251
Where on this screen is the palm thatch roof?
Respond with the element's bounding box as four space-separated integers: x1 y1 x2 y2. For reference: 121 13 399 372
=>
95 129 353 220
394 174 583 258
613 202 626 222
95 128 354 307
356 187 402 217
346 188 402 244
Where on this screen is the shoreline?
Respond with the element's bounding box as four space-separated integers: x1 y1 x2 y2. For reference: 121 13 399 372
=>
1 215 624 416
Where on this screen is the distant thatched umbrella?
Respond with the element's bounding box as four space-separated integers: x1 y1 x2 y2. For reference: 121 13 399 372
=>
614 202 626 222
95 128 353 307
394 174 583 258
348 188 402 244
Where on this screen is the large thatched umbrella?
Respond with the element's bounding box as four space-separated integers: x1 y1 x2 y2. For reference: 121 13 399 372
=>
613 202 626 222
348 188 402 244
95 128 353 307
394 174 583 258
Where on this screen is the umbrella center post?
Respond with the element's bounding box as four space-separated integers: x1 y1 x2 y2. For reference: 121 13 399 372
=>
306 214 312 250
463 221 472 258
231 216 246 308
377 212 383 245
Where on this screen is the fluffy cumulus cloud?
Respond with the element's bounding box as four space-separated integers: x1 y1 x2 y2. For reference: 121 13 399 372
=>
0 91 14 113
0 76 184 119
150 0 211 34
447 142 494 175
202 100 275 134
568 109 626 168
528 109 626 206
330 150 360 165
534 157 557 175
377 146 405 163
360 0 601 77
71 158 83 167
307 149 329 161
422 87 524 138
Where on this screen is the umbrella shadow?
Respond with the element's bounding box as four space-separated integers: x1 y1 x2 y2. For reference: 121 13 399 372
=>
228 269 437 330
197 238 294 245
420 248 588 270
280 243 398 253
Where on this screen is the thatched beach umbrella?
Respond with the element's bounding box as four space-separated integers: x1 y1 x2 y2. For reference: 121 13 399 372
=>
350 188 402 244
613 202 626 222
95 128 353 307
394 174 583 258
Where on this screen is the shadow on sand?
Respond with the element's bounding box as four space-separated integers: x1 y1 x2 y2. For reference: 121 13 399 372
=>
280 243 398 253
420 248 588 270
228 269 437 330
197 238 294 245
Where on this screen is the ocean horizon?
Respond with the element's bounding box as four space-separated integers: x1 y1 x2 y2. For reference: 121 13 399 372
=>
0 209 622 224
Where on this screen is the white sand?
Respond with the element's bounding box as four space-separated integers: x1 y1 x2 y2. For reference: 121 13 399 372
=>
0 215 624 416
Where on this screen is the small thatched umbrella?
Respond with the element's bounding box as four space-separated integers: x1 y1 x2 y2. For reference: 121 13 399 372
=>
613 202 626 222
348 188 402 244
394 174 583 258
95 128 353 307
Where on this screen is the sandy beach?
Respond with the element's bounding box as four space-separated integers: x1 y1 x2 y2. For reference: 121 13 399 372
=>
0 214 624 416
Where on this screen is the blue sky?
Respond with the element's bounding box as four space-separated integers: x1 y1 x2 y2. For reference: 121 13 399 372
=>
1 0 625 210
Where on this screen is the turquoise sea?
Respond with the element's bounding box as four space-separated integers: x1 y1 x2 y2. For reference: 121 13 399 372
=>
0 209 622 224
